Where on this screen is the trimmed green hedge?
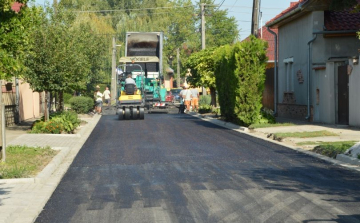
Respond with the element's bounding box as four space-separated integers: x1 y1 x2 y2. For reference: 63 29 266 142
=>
214 36 268 126
69 96 94 114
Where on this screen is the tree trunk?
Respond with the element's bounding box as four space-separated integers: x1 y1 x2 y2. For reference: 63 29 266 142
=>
59 91 64 111
44 91 49 121
210 87 217 107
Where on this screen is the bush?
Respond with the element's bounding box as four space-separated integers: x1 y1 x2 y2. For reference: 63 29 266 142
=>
256 108 276 124
50 111 81 133
30 111 80 134
42 121 62 134
214 36 268 126
63 92 73 104
69 96 94 114
198 105 212 114
199 95 211 106
30 121 46 133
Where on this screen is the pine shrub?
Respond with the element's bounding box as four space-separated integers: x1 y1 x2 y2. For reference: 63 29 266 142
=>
214 36 268 126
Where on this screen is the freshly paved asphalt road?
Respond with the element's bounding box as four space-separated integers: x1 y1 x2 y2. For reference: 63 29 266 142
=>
36 113 360 223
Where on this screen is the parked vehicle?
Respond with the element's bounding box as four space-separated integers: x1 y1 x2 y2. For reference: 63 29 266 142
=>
170 88 182 103
165 91 174 103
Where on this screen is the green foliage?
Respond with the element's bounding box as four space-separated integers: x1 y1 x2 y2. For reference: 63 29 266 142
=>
199 95 211 106
312 141 357 158
63 92 73 104
24 5 109 97
329 0 359 11
30 120 62 134
50 111 81 133
0 1 41 79
30 111 81 134
198 105 212 114
69 96 94 114
42 121 63 134
185 48 218 105
214 36 268 126
257 108 276 124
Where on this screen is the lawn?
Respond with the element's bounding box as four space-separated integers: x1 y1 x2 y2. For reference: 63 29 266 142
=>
249 122 295 129
311 141 358 158
273 130 338 139
0 145 58 179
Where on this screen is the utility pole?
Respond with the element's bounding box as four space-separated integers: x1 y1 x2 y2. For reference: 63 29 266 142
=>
201 3 206 50
177 48 180 88
111 36 116 105
251 0 260 37
0 81 4 162
200 3 207 95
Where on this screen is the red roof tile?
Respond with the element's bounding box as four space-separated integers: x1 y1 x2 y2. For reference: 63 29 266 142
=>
260 27 278 61
266 1 308 26
11 2 23 13
324 10 360 31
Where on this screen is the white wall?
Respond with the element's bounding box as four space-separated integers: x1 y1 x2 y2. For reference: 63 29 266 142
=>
278 12 315 105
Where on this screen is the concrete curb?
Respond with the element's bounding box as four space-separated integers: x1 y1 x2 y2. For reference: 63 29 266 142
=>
35 147 70 184
336 154 360 166
193 114 360 172
194 114 249 132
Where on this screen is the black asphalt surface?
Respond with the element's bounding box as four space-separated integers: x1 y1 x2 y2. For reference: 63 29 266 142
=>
36 113 360 223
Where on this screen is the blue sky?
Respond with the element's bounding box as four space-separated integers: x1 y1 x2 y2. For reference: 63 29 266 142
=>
33 0 293 40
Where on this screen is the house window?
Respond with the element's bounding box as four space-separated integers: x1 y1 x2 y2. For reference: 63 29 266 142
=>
283 57 294 91
316 88 320 105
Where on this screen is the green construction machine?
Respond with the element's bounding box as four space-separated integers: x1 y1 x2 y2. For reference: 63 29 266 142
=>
116 62 145 120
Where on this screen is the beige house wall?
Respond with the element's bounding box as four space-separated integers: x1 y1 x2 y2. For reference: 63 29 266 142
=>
19 80 43 121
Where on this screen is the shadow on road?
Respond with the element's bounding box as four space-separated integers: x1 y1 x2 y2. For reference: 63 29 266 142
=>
303 215 360 223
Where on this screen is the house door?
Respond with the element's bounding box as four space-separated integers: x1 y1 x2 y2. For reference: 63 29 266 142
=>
337 65 349 125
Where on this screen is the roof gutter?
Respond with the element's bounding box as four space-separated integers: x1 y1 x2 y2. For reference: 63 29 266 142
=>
313 30 359 35
266 1 308 28
267 27 278 116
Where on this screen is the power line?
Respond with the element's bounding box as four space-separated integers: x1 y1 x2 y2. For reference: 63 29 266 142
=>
214 0 226 12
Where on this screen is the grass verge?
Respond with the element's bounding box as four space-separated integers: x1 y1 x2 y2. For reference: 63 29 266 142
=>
311 141 357 158
0 145 58 179
249 122 295 129
273 130 338 139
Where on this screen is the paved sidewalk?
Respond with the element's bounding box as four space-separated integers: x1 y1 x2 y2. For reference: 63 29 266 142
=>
0 115 101 223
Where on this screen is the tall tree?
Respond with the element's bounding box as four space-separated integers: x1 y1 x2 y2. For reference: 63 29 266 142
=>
330 0 360 11
0 0 37 79
185 48 217 106
24 5 109 115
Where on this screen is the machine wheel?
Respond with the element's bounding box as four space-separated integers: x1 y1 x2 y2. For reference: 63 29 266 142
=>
131 107 138 120
124 108 131 120
139 107 145 119
118 109 124 120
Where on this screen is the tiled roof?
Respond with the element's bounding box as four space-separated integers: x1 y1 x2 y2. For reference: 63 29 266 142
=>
11 2 23 12
324 10 360 31
266 0 308 26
